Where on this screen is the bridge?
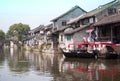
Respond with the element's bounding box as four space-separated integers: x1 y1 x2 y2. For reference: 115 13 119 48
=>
0 36 19 48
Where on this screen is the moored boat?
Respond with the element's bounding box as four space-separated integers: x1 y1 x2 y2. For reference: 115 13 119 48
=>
61 42 97 58
61 41 118 59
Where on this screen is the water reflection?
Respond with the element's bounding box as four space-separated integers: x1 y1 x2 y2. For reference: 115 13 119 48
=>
8 48 29 73
0 49 4 67
0 48 120 81
61 58 120 81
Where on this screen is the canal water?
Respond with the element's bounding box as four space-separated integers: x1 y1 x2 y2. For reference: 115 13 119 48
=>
0 48 120 81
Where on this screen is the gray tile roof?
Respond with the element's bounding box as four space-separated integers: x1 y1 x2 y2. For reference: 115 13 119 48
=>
51 5 87 21
30 25 45 33
44 23 53 30
94 13 120 26
68 0 117 24
22 35 35 41
64 24 93 34
57 25 71 31
81 0 117 18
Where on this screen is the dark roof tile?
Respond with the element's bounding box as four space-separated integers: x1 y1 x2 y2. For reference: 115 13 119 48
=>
64 24 93 34
68 0 117 24
94 14 120 26
51 5 87 21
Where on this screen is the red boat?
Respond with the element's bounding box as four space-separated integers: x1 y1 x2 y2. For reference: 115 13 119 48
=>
61 41 118 59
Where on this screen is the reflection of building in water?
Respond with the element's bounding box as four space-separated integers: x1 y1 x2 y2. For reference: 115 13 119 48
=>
4 49 120 81
10 47 14 57
10 45 18 57
58 56 65 72
59 59 119 81
8 50 30 73
26 52 54 73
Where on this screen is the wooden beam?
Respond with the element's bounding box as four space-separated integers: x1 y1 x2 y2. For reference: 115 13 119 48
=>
111 26 113 42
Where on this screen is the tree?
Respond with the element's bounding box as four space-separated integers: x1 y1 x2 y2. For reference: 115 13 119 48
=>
0 29 5 48
0 29 5 40
7 23 30 41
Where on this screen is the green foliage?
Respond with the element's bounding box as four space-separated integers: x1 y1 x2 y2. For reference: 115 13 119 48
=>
7 23 30 41
0 29 5 40
5 41 10 46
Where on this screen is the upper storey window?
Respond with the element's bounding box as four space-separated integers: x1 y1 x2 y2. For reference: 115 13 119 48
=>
81 19 89 25
75 21 80 28
62 20 67 26
108 8 117 15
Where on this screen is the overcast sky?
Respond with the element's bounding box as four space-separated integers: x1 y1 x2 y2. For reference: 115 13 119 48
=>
0 0 113 33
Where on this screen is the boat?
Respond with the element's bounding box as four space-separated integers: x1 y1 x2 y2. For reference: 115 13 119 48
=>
94 42 118 59
61 41 118 59
61 42 95 58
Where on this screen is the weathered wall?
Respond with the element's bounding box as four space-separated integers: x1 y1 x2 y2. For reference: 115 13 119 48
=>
73 27 89 42
54 8 86 29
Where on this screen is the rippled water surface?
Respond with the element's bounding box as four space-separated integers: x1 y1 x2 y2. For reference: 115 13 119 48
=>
0 48 120 81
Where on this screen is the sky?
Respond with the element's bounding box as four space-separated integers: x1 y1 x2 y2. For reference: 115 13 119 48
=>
0 0 113 33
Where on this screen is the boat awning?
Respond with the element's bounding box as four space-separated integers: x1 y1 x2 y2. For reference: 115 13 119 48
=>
86 29 94 33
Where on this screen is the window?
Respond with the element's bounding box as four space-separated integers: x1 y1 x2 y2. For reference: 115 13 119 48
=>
89 18 94 23
81 19 89 25
113 27 120 38
62 21 67 26
75 21 80 28
66 35 73 41
108 8 116 15
101 27 110 37
61 35 63 41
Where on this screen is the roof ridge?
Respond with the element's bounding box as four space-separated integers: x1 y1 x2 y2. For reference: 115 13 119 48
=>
80 0 117 18
98 0 116 8
86 0 116 14
51 5 86 21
